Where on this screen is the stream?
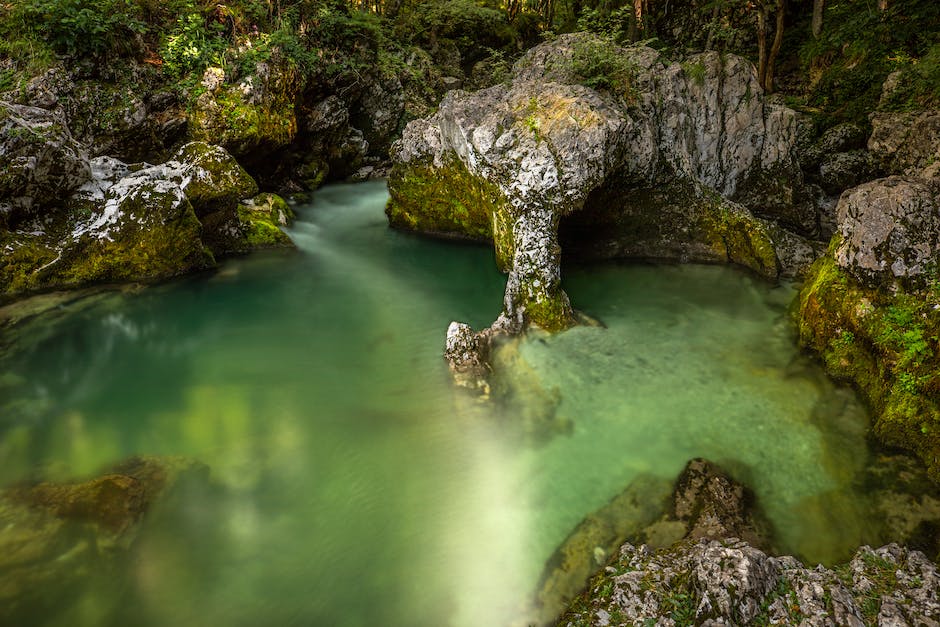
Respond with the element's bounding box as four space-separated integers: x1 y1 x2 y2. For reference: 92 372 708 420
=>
0 181 891 626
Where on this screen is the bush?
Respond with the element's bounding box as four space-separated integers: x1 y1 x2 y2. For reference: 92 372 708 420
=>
15 0 148 59
568 36 636 97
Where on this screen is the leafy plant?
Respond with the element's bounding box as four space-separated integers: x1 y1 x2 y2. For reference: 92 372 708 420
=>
569 36 636 98
16 0 147 59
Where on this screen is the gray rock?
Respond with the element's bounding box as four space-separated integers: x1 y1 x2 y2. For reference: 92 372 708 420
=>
834 175 940 288
559 539 940 627
443 321 491 394
390 34 808 338
0 102 90 224
819 150 876 194
820 122 868 154
870 110 940 178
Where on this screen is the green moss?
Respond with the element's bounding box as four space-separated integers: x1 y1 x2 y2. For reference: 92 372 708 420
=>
386 157 509 246
190 86 297 156
524 291 577 332
703 202 779 279
235 194 294 249
796 254 940 480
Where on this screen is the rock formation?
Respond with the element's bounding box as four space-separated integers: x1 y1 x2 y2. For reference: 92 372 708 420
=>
387 34 822 383
556 459 940 626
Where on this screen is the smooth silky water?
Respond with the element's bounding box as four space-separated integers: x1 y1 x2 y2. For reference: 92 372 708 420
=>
0 181 879 626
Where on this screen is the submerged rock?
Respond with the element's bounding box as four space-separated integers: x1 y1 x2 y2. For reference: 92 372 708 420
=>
531 459 767 626
0 456 208 625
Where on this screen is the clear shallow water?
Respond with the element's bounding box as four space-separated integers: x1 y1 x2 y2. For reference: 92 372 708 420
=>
0 181 877 626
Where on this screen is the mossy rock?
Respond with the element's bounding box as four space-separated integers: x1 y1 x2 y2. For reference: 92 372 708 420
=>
189 85 297 158
171 142 259 217
237 193 295 250
386 157 514 270
796 252 940 480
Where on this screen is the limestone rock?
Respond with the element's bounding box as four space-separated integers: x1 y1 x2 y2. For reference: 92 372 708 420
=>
819 150 877 194
0 102 90 224
558 539 940 627
444 321 492 393
834 175 940 288
389 33 809 338
870 110 940 178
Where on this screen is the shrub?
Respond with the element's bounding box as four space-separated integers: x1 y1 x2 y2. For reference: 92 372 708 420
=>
15 0 148 59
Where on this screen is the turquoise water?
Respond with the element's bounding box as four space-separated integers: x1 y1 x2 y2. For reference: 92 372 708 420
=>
0 181 878 626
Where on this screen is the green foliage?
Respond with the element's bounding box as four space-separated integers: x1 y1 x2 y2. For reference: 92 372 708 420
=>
160 12 228 79
575 7 634 43
800 0 940 125
15 0 148 59
568 36 636 97
681 60 706 86
881 43 940 111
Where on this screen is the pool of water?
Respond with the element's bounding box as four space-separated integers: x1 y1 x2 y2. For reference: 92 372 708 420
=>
0 181 880 626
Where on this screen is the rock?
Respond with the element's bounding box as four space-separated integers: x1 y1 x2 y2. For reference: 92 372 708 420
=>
0 102 90 225
531 473 673 625
189 56 299 162
169 142 259 217
819 150 876 194
0 456 208 626
444 321 491 394
869 110 940 178
671 459 768 547
352 73 405 154
834 175 939 288
558 539 940 626
820 122 868 154
0 141 273 296
388 33 809 339
234 192 295 250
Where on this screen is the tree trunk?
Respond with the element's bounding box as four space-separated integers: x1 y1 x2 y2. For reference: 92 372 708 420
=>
811 0 824 38
634 0 644 32
764 0 785 93
757 5 768 87
705 2 721 50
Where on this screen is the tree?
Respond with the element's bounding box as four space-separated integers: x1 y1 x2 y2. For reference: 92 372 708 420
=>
755 0 785 93
811 0 824 38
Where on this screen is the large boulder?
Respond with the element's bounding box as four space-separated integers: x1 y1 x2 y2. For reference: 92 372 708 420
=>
189 59 299 164
834 175 940 288
0 103 90 225
389 33 811 346
0 142 288 297
869 110 940 178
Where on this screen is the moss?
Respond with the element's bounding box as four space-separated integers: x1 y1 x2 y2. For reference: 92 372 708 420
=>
796 253 940 480
524 290 577 332
60 193 214 286
386 157 509 246
702 201 780 280
231 193 294 250
190 86 297 157
173 141 259 216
